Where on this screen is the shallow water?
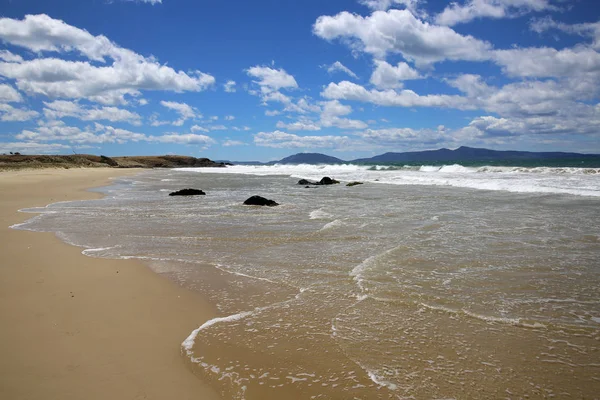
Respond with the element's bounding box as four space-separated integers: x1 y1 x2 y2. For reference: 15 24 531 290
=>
13 165 600 399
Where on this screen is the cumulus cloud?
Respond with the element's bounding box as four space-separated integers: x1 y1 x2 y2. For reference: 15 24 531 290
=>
493 46 600 78
320 100 368 129
224 80 237 93
370 60 421 89
326 61 359 79
0 14 215 105
276 120 322 131
0 141 71 154
530 16 600 50
0 84 23 103
160 101 200 125
246 65 298 92
435 0 557 27
0 103 39 121
254 130 351 149
152 133 216 147
322 80 473 109
313 9 492 64
43 100 142 125
222 140 247 146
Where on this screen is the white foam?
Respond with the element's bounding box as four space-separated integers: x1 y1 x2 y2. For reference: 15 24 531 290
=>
309 209 333 220
320 219 344 231
174 163 600 197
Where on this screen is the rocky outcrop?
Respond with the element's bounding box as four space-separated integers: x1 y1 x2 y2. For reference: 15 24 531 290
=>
319 177 339 185
297 177 340 186
169 188 206 196
243 196 279 206
346 181 363 187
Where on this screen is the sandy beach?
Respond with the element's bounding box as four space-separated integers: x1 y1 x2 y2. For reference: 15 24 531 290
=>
0 168 220 400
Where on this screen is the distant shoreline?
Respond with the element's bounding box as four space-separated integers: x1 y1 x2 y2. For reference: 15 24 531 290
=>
0 154 228 170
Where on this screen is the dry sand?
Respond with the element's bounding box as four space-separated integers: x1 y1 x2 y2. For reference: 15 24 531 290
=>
0 168 221 400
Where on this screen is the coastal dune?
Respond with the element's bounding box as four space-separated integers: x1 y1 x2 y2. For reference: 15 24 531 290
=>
0 169 220 400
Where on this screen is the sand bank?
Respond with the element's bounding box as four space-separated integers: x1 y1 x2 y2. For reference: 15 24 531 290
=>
0 168 220 400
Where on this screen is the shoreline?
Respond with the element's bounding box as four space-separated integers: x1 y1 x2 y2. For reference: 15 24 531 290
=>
0 168 221 400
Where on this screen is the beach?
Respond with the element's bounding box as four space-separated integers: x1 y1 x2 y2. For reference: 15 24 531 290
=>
2 165 599 399
0 168 220 400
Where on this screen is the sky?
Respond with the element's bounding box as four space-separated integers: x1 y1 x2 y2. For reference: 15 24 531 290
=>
0 0 599 161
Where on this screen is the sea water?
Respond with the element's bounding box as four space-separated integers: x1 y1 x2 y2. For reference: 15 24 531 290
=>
12 164 600 399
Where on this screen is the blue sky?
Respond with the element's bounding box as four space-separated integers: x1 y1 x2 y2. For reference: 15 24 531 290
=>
0 0 599 161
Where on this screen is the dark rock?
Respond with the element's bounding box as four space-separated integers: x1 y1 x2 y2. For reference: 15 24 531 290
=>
298 179 312 185
346 181 363 187
169 188 206 196
319 177 340 185
243 195 279 207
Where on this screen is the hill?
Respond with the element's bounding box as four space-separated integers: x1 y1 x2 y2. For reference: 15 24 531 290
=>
0 154 227 170
352 146 600 164
277 153 344 164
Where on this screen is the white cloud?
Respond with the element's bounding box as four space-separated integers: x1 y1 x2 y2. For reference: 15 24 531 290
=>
224 80 237 93
0 141 71 154
370 60 421 89
0 84 23 102
16 121 147 144
246 65 298 93
191 124 209 132
265 110 281 116
326 61 358 79
254 130 351 149
359 0 426 17
320 99 368 129
208 125 227 131
276 120 322 131
0 103 39 121
0 50 23 63
493 46 600 78
225 115 235 121
43 100 142 125
435 0 557 27
322 80 472 109
314 9 492 65
151 133 216 147
222 140 247 146
355 126 447 146
530 16 600 50
0 14 215 105
160 101 200 125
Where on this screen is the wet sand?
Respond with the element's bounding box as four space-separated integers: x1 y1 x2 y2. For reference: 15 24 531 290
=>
0 168 221 400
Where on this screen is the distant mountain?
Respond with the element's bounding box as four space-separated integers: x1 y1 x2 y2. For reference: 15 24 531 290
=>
352 146 600 163
277 153 345 164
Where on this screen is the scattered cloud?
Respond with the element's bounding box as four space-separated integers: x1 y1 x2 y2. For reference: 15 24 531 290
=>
435 0 558 27
254 130 351 149
160 101 200 125
370 60 421 89
313 9 492 65
326 61 358 79
224 80 237 93
0 14 215 105
0 103 39 121
0 84 23 103
43 100 142 125
222 139 247 146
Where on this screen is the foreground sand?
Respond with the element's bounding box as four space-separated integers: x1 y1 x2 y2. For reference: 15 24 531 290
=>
0 168 220 400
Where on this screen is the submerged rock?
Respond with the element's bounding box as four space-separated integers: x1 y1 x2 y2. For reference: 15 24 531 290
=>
297 177 340 186
346 181 363 187
169 188 206 196
319 177 340 185
243 195 279 207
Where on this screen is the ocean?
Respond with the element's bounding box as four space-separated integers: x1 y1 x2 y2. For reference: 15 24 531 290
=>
12 163 600 399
